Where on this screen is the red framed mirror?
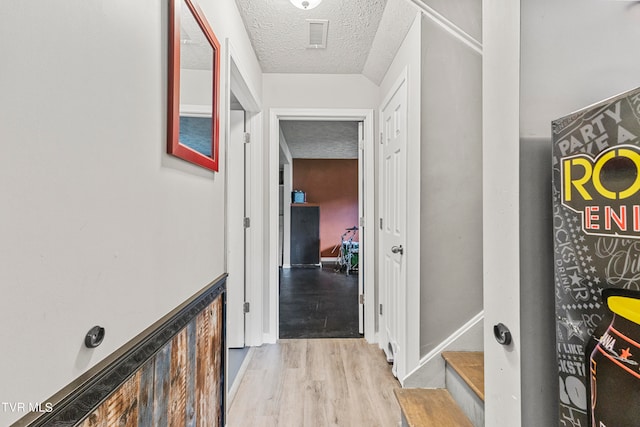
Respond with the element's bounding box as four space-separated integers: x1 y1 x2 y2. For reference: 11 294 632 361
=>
168 0 221 172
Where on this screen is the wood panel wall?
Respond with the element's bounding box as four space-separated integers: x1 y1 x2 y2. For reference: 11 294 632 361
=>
76 296 223 427
292 159 359 257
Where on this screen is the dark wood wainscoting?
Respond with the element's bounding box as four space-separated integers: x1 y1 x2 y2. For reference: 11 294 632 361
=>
13 275 226 427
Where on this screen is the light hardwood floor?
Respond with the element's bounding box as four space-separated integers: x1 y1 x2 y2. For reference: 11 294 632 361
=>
227 339 402 427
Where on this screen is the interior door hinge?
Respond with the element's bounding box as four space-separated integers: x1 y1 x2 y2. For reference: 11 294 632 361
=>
359 217 365 228
379 304 383 315
244 133 251 144
359 294 365 304
243 302 250 313
244 217 251 228
380 132 384 145
379 218 383 229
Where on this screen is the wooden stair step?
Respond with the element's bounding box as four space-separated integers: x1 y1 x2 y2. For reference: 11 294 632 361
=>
394 388 473 427
441 351 484 401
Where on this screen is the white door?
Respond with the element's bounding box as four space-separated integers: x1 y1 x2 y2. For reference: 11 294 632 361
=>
227 109 247 348
380 78 408 377
358 121 364 335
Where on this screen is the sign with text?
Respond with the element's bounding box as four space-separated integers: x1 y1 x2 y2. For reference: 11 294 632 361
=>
553 87 640 427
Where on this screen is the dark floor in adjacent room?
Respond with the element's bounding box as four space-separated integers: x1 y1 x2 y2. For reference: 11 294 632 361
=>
279 265 361 339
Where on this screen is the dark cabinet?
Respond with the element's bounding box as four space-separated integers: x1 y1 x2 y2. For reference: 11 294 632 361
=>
290 205 320 266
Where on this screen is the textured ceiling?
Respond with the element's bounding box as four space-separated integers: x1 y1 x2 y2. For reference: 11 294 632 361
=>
235 0 388 74
362 0 419 83
235 0 419 162
280 121 358 160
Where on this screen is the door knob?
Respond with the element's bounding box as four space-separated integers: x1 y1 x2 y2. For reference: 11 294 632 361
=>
391 245 404 255
85 326 106 348
493 323 512 345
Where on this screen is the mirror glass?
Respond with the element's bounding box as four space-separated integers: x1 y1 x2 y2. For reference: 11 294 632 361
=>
168 0 220 171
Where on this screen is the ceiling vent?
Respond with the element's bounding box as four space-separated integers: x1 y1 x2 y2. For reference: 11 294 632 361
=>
306 19 328 49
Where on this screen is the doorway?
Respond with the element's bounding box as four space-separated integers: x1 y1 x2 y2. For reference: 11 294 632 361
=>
267 109 375 343
278 123 362 338
226 57 261 349
227 105 249 349
224 40 262 400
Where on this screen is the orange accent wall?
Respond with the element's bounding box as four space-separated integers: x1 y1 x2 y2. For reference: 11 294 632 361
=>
293 159 359 257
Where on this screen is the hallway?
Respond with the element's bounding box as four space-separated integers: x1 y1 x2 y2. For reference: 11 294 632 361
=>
227 339 401 427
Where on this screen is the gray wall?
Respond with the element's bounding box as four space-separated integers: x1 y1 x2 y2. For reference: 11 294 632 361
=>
519 0 640 425
419 2 483 357
519 137 557 427
418 0 481 42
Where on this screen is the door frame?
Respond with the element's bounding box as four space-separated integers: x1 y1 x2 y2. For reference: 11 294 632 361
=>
226 109 248 348
482 1 522 425
357 121 365 335
266 108 376 343
224 39 262 347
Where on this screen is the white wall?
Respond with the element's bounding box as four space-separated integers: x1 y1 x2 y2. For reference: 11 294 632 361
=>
263 74 380 109
0 0 260 425
519 1 640 426
261 73 379 341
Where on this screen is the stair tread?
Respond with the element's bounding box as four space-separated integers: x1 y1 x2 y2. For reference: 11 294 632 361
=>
441 351 484 401
394 388 474 427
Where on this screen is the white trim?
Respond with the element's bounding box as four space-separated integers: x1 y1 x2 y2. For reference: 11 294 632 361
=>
268 111 281 344
273 109 374 121
268 108 377 343
245 110 264 348
483 0 521 425
225 38 263 348
279 130 293 160
407 0 482 55
179 104 212 117
362 110 376 342
226 41 260 113
406 311 484 379
280 129 293 268
226 347 255 406
380 68 408 111
263 332 277 345
226 109 246 348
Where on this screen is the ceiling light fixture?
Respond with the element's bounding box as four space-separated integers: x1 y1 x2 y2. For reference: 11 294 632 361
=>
290 0 322 10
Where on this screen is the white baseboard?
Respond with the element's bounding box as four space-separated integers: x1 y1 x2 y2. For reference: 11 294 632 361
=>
263 332 277 344
403 311 484 388
321 257 338 263
227 347 255 407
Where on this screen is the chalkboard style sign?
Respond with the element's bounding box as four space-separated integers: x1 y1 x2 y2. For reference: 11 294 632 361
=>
552 87 640 427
